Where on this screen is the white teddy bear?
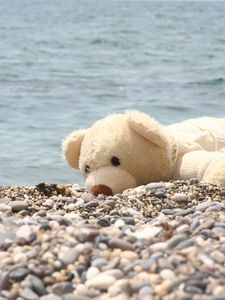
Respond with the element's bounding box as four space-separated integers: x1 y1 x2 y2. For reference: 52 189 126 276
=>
62 111 225 196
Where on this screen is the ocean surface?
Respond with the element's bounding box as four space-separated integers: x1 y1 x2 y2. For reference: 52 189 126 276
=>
0 0 225 186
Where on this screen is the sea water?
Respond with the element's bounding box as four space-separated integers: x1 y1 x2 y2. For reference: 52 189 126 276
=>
0 0 225 186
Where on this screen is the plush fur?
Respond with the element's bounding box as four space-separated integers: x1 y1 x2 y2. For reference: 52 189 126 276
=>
62 111 225 195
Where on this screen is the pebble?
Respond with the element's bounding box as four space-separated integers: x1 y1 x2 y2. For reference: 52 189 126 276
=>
9 200 28 212
108 237 134 251
0 271 9 290
166 234 188 249
9 267 29 281
145 182 166 190
86 266 100 280
58 246 78 266
86 274 116 289
16 225 36 243
51 282 73 296
29 275 46 296
40 294 62 300
20 287 39 300
171 193 190 203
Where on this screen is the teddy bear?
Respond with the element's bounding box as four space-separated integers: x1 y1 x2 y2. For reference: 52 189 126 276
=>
62 110 225 196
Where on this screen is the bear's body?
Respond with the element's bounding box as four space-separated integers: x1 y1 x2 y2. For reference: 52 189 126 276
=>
63 111 225 196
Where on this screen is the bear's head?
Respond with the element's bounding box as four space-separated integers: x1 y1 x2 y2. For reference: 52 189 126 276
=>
62 111 176 196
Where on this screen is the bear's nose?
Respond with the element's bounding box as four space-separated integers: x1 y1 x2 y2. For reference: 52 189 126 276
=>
91 184 113 196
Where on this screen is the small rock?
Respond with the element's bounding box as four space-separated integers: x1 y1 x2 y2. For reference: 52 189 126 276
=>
74 225 99 242
40 294 62 300
10 267 29 281
108 237 134 251
84 200 99 209
52 282 73 295
171 193 189 203
20 287 39 300
166 234 188 249
86 266 100 280
0 271 9 290
29 275 46 296
86 274 116 290
146 182 165 190
97 217 110 227
10 200 28 212
154 190 166 199
58 246 78 266
16 225 36 243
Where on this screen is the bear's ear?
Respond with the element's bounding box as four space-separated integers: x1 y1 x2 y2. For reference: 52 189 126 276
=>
62 129 87 169
127 110 170 148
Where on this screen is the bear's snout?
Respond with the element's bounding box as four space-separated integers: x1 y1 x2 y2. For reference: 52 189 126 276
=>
91 184 113 196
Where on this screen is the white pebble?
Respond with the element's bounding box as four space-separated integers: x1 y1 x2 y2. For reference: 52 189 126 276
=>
86 266 100 280
160 269 176 280
86 274 116 289
114 219 125 228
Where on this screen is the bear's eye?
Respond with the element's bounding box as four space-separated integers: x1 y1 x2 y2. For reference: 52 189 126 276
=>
111 156 120 166
85 165 91 174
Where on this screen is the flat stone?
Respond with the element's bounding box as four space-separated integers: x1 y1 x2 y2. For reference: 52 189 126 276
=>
97 217 110 227
86 266 100 280
20 287 39 300
86 274 116 289
108 237 134 251
58 246 78 266
52 282 73 295
10 267 29 281
91 258 108 268
29 274 46 296
146 182 165 190
74 226 99 242
40 294 62 300
154 190 166 199
166 234 188 249
171 193 189 203
10 200 28 212
16 225 36 243
0 271 9 290
84 200 99 209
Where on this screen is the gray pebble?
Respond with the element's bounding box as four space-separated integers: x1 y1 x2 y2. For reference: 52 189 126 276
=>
29 275 46 296
173 207 195 217
212 227 225 237
10 267 29 281
146 182 165 190
161 209 176 215
91 258 108 268
97 217 110 227
51 282 73 296
0 271 9 290
84 200 99 209
59 247 78 266
175 239 195 250
9 200 28 212
166 234 188 249
74 226 99 242
20 287 39 300
184 285 203 294
171 193 189 203
108 237 134 251
154 190 166 199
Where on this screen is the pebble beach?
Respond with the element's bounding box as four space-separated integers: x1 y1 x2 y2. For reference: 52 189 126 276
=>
1 180 225 300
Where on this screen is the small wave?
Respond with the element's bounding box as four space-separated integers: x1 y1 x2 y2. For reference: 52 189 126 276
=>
189 78 225 86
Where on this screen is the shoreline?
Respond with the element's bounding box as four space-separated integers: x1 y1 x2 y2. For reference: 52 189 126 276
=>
1 180 225 299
